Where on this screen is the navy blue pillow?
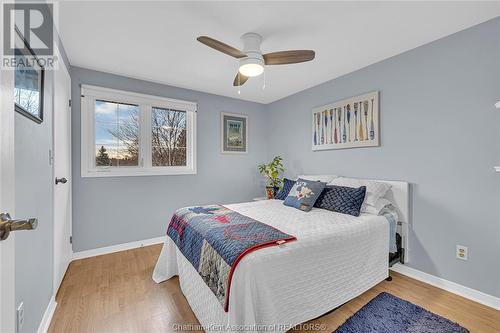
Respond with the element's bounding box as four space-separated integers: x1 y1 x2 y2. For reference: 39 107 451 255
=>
314 185 366 216
284 179 326 212
274 178 296 200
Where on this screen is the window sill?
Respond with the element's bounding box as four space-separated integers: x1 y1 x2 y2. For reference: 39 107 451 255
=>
81 167 196 178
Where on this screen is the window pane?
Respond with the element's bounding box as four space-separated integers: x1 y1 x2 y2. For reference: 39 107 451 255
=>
151 107 187 167
95 100 139 167
14 64 42 117
117 103 139 166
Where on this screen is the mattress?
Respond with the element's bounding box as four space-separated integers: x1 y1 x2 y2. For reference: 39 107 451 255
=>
153 199 389 333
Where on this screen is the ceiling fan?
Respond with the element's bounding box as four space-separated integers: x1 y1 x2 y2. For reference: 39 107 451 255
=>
197 33 315 86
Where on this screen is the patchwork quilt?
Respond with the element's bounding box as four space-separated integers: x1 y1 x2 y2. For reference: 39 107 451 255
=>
166 205 296 311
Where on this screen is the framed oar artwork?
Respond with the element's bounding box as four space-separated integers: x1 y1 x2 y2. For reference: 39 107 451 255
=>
311 91 379 151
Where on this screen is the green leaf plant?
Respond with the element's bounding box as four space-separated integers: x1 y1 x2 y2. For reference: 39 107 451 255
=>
258 155 285 189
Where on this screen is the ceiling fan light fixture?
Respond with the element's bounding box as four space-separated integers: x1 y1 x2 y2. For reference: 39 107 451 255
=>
197 33 315 86
238 56 264 77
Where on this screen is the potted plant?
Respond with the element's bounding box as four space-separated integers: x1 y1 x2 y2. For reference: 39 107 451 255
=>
258 156 285 199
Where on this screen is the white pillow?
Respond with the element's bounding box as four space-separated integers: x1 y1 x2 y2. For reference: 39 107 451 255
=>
328 177 392 207
298 174 339 183
363 198 393 215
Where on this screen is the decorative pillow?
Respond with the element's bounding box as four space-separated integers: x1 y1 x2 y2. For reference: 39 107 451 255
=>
329 177 391 208
314 185 367 216
274 178 296 200
298 174 338 183
284 179 326 212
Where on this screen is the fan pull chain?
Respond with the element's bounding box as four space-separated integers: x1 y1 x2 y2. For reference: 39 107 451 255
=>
236 62 241 94
262 70 266 90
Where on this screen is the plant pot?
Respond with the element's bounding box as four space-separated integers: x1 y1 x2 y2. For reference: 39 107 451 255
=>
265 187 274 199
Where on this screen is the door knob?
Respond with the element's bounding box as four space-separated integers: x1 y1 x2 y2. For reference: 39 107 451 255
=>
0 213 38 241
55 177 68 185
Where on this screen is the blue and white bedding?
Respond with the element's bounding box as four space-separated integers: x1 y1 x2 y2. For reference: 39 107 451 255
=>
153 199 389 333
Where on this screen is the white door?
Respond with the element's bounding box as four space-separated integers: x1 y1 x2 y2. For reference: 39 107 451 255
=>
53 45 72 293
0 46 17 333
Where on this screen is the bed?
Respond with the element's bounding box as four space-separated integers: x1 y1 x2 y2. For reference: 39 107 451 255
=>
153 179 409 333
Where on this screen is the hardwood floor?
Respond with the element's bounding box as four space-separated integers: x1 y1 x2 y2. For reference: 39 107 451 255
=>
49 244 500 333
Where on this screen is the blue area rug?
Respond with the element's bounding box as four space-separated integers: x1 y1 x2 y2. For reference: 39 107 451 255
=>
335 292 469 333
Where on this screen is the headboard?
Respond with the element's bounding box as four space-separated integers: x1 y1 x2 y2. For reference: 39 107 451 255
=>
363 179 410 263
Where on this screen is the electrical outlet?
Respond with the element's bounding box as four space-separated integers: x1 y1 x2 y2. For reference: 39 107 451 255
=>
456 245 468 261
17 302 24 331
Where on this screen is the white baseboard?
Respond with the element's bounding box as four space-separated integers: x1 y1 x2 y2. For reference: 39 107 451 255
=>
36 296 57 333
72 236 165 260
391 263 500 310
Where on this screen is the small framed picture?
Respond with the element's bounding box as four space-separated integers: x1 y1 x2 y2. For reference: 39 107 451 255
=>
221 112 248 154
14 27 45 124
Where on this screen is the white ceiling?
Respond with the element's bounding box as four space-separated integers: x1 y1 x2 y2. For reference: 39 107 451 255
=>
59 1 500 104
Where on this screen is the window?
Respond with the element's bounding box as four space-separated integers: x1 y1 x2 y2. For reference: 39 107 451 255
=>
81 85 196 177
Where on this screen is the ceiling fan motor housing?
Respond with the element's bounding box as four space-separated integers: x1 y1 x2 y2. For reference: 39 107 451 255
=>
239 33 264 76
242 32 262 51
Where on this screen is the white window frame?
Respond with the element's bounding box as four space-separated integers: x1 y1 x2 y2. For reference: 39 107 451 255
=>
81 85 197 177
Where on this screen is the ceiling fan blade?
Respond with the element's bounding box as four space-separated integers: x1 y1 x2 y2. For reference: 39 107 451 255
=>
263 50 315 65
233 72 249 86
197 36 246 59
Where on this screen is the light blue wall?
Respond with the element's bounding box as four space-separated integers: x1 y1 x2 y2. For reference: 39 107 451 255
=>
265 18 500 297
70 67 269 252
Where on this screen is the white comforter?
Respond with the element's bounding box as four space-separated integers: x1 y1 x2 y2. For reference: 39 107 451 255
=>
153 200 389 333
